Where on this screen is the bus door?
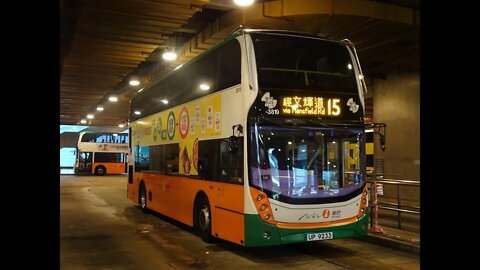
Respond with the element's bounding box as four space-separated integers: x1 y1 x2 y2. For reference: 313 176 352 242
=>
124 154 128 173
77 152 93 173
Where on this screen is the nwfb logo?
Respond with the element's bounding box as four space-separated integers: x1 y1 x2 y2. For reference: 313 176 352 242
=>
347 98 359 113
261 92 277 109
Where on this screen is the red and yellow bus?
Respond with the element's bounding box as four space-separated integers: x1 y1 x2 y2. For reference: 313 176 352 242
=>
74 131 129 176
127 28 369 246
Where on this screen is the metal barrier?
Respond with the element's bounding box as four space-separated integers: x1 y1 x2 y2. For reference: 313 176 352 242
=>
367 178 420 231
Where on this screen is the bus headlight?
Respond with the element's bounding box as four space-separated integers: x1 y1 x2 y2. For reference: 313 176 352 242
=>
250 188 276 225
358 186 369 217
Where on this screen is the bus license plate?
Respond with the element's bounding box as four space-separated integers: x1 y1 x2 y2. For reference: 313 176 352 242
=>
306 232 333 241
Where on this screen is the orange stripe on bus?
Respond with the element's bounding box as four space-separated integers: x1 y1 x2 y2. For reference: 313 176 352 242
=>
130 172 244 244
91 162 126 174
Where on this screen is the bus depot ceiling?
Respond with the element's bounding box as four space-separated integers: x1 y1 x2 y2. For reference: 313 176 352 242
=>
60 0 419 126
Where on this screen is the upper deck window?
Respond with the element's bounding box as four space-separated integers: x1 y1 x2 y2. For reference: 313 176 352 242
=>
251 33 357 93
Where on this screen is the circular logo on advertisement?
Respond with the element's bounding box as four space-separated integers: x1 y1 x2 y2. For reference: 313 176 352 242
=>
322 209 331 219
167 111 176 140
179 107 189 139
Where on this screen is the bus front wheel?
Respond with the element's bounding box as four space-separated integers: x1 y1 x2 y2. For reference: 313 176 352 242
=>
194 196 214 243
95 166 106 176
139 183 147 212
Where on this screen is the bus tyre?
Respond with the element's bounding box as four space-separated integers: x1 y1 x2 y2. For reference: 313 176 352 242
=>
195 196 214 243
139 183 148 212
95 166 106 176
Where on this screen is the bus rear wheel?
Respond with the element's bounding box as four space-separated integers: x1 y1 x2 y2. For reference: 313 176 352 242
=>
95 166 106 176
194 196 214 243
139 183 147 212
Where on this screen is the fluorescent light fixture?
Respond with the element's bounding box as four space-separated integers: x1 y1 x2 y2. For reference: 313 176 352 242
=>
134 111 141 115
174 64 183 70
137 88 144 93
109 96 118 102
80 119 87 124
234 0 254 6
199 83 210 91
161 99 169 104
162 51 177 61
118 124 125 128
96 106 104 111
87 114 94 119
129 79 140 86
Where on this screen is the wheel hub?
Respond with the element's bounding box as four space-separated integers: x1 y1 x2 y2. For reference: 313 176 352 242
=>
199 206 210 229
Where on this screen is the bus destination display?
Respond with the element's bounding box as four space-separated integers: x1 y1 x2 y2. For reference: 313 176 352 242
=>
280 96 341 116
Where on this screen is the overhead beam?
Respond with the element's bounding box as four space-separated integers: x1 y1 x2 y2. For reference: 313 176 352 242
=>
263 0 419 26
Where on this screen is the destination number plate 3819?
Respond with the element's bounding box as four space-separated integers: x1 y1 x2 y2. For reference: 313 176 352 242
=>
306 232 333 241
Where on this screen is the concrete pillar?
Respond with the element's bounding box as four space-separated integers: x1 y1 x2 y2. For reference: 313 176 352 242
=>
372 72 420 181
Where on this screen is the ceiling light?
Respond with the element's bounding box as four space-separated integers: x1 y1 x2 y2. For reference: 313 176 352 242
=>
137 88 144 93
162 50 177 61
134 111 141 115
96 106 104 111
118 124 125 128
199 83 210 91
161 99 168 104
358 74 364 80
87 114 94 119
109 96 118 102
113 133 118 137
129 79 140 86
174 64 183 70
80 119 87 124
234 0 254 6
347 63 352 70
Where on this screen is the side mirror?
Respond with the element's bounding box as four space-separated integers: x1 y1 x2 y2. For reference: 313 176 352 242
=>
228 136 239 153
379 134 386 151
366 123 386 152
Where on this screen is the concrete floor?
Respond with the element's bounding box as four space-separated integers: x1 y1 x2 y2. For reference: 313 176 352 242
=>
60 175 420 270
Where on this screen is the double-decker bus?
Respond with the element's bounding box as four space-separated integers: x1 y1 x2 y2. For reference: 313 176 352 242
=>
127 28 369 246
74 131 129 176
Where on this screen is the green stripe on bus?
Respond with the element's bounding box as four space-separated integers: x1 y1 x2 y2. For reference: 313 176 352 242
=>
244 210 368 247
244 214 282 246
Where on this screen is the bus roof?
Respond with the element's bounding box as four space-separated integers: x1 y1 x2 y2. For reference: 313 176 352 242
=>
131 28 341 100
129 28 353 121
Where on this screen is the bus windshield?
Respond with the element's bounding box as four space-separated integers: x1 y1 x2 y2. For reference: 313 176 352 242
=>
249 123 365 203
251 33 357 93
